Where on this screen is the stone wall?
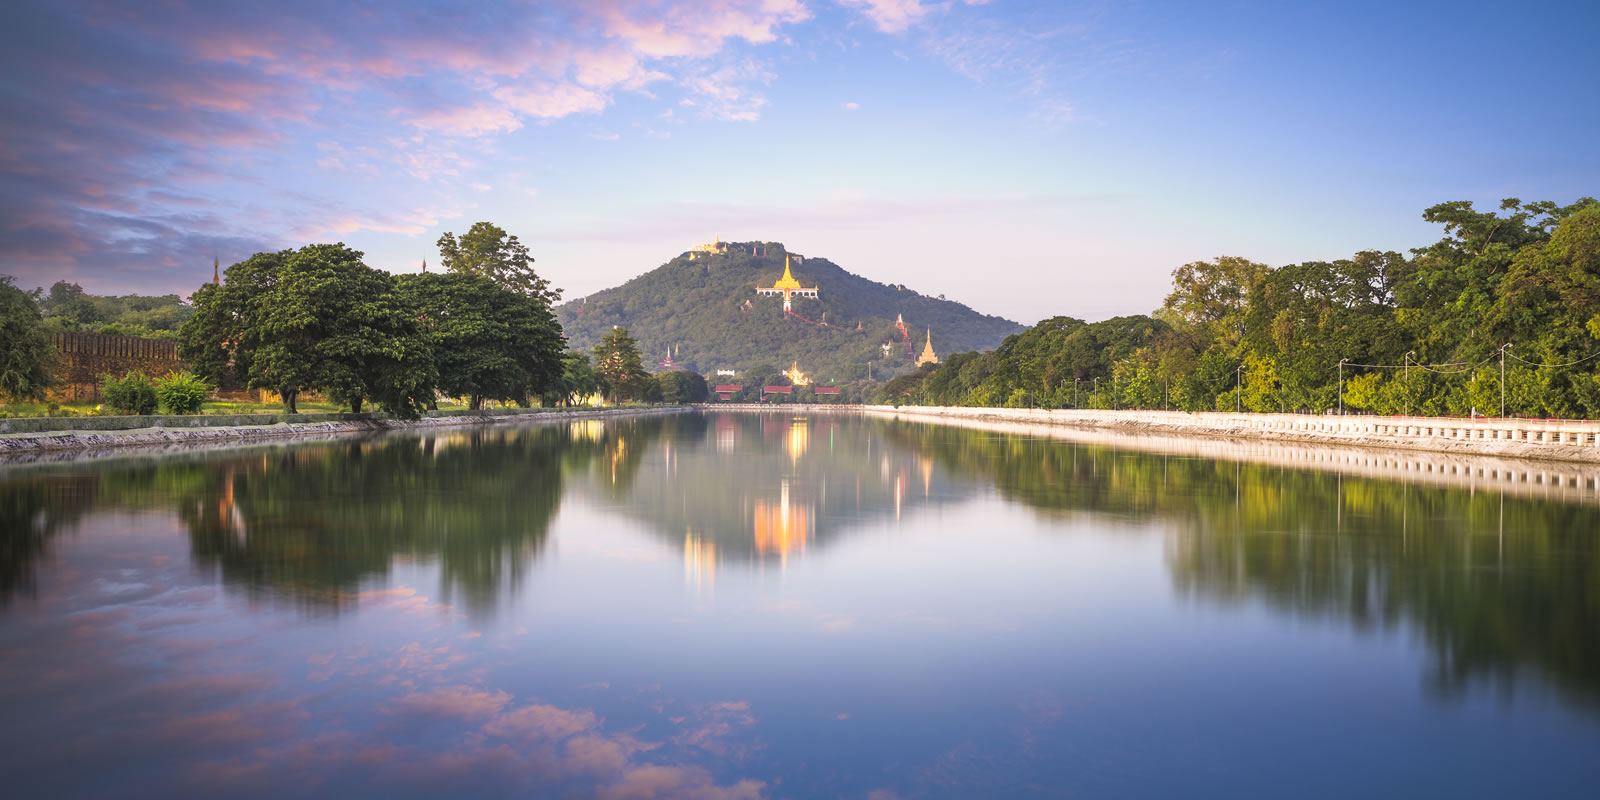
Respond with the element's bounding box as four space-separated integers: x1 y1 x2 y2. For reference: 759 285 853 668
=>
47 332 187 403
863 405 1600 463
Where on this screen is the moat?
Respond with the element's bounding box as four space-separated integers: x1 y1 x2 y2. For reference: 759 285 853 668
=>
2 411 1597 798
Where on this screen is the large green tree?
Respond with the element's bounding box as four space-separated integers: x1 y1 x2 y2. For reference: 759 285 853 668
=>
592 326 650 402
182 245 435 416
397 272 564 410
0 276 57 401
436 222 559 304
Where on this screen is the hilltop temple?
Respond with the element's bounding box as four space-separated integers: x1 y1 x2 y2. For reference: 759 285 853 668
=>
687 236 728 260
917 329 940 366
755 255 819 312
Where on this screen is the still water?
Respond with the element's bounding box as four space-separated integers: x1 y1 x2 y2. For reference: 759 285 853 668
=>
2 411 1598 798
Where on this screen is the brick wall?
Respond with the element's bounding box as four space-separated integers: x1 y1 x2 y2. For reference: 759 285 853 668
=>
48 332 188 403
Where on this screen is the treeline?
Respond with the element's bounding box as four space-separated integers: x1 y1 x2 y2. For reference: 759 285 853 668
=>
35 281 193 339
178 223 587 417
879 198 1600 418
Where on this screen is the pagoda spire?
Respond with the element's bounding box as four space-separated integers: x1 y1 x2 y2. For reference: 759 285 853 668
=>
212 256 219 285
421 258 427 274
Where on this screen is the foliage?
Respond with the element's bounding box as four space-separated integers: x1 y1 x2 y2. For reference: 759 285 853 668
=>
592 327 651 402
894 198 1600 417
154 371 212 414
0 275 57 401
555 241 1024 386
436 222 559 304
37 280 192 335
656 370 709 403
100 371 158 415
180 245 434 417
396 272 564 410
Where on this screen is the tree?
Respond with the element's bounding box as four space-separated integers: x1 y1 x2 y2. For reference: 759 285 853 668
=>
0 275 57 401
39 280 99 326
436 222 559 304
397 272 564 410
592 327 650 403
542 350 599 407
1162 256 1270 348
656 370 709 403
180 251 290 390
249 244 435 417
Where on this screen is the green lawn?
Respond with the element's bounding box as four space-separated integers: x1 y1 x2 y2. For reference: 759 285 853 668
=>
0 398 471 419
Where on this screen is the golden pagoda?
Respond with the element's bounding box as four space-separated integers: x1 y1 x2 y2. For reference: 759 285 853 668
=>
916 328 939 366
755 255 819 312
687 235 727 259
783 361 811 385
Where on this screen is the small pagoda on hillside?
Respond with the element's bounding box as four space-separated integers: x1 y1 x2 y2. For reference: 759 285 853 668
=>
755 256 819 312
916 329 940 366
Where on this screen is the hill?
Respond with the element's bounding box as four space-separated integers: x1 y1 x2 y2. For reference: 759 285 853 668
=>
555 240 1024 384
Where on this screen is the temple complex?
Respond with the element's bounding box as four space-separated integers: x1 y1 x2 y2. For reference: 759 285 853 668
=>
783 361 811 385
917 328 939 366
755 255 819 312
687 236 727 259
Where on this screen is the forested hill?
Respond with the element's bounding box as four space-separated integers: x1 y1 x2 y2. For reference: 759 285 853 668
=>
555 241 1023 381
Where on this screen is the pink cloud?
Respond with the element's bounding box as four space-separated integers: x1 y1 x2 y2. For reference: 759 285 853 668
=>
839 0 931 34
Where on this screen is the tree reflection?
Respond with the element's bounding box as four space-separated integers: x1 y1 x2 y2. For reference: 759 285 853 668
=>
0 474 94 608
889 420 1600 711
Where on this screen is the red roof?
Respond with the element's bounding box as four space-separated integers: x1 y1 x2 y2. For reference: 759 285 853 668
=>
713 385 743 392
762 385 792 394
814 387 840 395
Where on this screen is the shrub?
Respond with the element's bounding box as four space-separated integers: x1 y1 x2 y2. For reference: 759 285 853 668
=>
100 372 158 415
155 371 212 415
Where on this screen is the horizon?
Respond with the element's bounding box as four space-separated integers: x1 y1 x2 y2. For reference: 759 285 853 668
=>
2 0 1596 326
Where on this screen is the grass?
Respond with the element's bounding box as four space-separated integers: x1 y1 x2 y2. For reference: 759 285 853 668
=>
0 398 472 419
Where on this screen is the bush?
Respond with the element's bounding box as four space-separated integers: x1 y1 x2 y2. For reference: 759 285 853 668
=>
155 371 212 415
100 371 158 415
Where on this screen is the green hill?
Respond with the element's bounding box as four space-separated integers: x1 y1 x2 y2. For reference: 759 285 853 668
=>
555 241 1023 385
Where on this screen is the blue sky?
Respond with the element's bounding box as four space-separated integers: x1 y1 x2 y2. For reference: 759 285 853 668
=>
2 0 1595 324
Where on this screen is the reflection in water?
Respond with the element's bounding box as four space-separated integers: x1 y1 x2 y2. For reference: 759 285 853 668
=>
684 530 717 591
4 411 1600 797
752 479 811 561
884 419 1600 711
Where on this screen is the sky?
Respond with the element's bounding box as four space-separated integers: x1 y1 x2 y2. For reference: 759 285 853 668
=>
1 0 1596 325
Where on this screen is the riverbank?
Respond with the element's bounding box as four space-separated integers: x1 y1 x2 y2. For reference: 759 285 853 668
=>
0 405 688 458
861 405 1600 464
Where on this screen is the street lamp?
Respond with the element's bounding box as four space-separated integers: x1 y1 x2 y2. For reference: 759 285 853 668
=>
1499 343 1513 418
1404 350 1416 416
1236 364 1242 413
1338 358 1348 416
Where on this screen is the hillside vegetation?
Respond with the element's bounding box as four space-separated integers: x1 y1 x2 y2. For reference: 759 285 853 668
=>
555 241 1023 384
881 198 1600 418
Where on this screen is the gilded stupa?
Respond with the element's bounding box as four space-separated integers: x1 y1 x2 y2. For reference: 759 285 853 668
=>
755 255 819 312
916 328 939 366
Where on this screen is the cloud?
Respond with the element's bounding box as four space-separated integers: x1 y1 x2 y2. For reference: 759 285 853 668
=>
838 0 932 34
0 0 815 294
390 685 512 719
483 703 601 740
844 101 860 110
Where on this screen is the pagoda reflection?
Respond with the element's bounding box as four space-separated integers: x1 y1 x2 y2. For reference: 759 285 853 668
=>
752 478 812 562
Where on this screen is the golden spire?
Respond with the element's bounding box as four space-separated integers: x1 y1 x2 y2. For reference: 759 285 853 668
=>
212 256 219 285
773 255 802 289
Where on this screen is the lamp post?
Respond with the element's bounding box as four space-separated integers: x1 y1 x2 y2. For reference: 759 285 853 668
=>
1236 364 1242 413
1074 378 1081 409
1404 350 1416 416
1093 377 1099 408
1338 358 1348 416
1499 342 1512 418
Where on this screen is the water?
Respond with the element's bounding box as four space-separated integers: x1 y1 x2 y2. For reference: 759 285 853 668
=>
2 411 1597 798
